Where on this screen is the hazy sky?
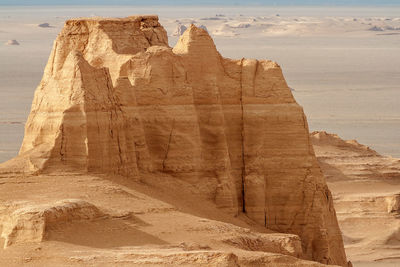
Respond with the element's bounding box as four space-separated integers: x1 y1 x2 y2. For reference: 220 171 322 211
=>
1 0 400 6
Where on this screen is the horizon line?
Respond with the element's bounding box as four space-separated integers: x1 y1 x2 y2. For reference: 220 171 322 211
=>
2 4 400 7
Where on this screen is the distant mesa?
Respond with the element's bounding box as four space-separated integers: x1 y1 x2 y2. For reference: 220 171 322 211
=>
369 26 384 31
38 22 51 28
231 23 251 29
0 121 24 125
5 39 19 45
173 24 187 36
369 25 400 32
385 26 400 31
200 17 223 21
212 24 238 37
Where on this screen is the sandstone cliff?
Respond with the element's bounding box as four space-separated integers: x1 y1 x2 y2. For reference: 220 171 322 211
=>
11 16 347 266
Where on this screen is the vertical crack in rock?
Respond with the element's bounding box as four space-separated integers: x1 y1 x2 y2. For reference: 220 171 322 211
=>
162 119 175 172
264 174 268 227
253 60 258 96
239 58 246 213
81 22 90 55
264 212 267 227
171 61 175 87
302 113 313 156
302 113 307 130
49 42 58 76
116 132 123 166
59 124 65 161
288 168 312 231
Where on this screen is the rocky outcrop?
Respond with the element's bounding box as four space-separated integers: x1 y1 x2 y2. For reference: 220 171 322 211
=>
38 23 51 28
68 249 333 267
311 131 400 182
222 233 302 258
5 40 19 45
13 16 347 266
0 199 103 248
311 131 400 262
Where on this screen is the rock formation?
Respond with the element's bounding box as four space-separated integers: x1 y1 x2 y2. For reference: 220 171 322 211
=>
38 23 51 28
311 131 400 262
5 39 19 45
311 131 400 182
12 16 347 266
0 199 103 248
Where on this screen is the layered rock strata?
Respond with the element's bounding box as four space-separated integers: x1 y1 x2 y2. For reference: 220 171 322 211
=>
311 131 400 182
0 200 103 248
15 16 347 266
311 131 400 262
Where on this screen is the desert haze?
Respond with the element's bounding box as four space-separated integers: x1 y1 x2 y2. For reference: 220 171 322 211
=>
0 5 399 267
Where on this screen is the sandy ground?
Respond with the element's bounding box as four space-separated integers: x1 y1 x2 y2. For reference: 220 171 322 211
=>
0 169 333 266
1 132 399 266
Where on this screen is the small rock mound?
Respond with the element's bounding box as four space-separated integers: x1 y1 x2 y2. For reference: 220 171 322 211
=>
0 199 104 248
38 23 51 28
5 39 19 45
369 26 384 31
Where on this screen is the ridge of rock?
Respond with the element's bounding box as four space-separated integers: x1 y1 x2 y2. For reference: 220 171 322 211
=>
311 131 379 156
312 131 400 262
7 16 348 266
311 130 400 182
0 199 103 248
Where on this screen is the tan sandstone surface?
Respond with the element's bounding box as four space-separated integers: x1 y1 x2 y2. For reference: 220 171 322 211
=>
311 131 400 264
0 15 349 266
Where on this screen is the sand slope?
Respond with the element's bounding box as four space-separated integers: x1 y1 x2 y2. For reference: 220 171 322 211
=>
0 170 336 267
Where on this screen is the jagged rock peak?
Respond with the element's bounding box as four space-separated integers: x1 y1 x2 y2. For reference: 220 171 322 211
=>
44 15 168 84
9 16 349 267
173 24 218 55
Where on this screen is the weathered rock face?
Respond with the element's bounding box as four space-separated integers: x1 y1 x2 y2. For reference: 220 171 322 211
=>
0 199 103 248
16 16 347 266
311 131 400 262
311 131 400 182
